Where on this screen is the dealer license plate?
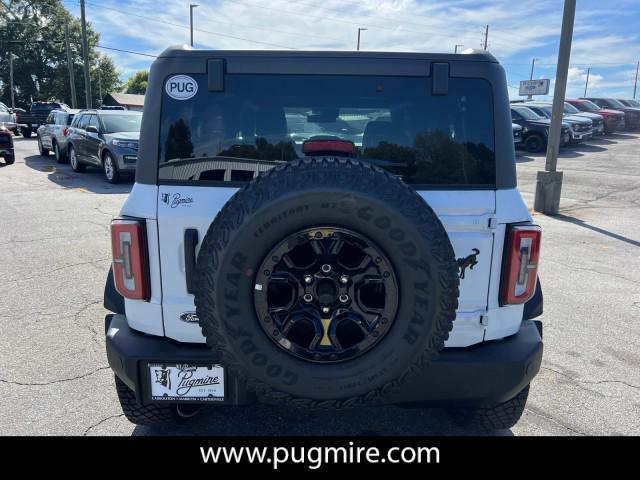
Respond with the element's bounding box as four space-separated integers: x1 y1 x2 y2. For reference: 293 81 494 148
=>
148 363 224 402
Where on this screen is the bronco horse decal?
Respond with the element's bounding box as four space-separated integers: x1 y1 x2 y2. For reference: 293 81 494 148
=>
457 248 480 279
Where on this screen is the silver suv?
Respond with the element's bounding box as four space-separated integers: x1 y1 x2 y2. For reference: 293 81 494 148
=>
36 109 79 163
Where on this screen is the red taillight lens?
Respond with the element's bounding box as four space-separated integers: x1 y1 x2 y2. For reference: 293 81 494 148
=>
302 139 355 156
63 128 69 136
110 218 150 300
500 225 541 305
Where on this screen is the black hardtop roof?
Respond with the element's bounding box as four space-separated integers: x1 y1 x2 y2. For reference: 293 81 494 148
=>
157 45 498 63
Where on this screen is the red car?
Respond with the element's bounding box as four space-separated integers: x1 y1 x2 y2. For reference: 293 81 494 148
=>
566 99 625 134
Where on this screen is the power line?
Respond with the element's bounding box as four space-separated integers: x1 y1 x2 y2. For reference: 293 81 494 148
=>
230 0 482 42
96 44 157 58
84 0 341 44
66 0 297 50
273 0 488 36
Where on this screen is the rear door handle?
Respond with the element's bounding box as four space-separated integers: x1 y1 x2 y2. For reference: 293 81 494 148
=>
184 228 199 294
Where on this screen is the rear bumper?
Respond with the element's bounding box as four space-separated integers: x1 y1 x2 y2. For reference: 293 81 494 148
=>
106 314 543 408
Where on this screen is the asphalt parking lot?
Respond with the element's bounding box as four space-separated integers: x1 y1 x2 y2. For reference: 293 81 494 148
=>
0 135 638 436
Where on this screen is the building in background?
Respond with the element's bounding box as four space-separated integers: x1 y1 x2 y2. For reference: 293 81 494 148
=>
102 93 145 111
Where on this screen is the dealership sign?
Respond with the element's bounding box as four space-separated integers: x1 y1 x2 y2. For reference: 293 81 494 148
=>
519 79 550 96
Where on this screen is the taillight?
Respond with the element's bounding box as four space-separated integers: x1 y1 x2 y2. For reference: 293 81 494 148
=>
302 139 355 156
110 218 150 300
500 225 541 305
63 128 69 136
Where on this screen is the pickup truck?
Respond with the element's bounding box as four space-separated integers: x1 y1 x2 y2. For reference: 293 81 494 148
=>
16 102 70 138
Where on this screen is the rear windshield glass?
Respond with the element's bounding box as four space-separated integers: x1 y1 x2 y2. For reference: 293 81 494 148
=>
158 74 495 187
602 99 626 109
513 106 543 121
563 103 580 114
101 114 142 134
576 100 600 111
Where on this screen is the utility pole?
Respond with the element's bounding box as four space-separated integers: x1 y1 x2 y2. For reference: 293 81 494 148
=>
583 67 590 97
64 22 77 109
9 53 15 109
534 0 576 215
633 61 639 99
483 25 489 50
80 0 92 108
97 69 102 106
190 4 198 47
527 58 538 100
357 28 367 51
454 44 464 54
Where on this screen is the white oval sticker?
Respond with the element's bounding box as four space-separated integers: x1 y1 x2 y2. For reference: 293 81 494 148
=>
165 75 198 100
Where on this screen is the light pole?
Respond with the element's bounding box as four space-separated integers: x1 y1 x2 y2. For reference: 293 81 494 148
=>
533 0 576 215
454 44 464 54
583 67 590 97
190 4 199 47
357 28 367 51
527 58 538 100
633 61 638 99
9 53 15 109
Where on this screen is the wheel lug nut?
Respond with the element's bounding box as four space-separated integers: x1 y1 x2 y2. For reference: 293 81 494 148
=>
339 294 349 303
303 294 313 303
304 275 313 284
321 264 332 274
340 275 349 284
322 306 330 314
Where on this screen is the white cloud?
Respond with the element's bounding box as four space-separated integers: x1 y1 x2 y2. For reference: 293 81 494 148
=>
72 0 640 98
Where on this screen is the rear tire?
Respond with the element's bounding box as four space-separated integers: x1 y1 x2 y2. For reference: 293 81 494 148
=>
38 136 50 156
68 145 85 172
4 155 15 165
115 375 189 426
448 385 530 431
524 134 545 153
53 141 66 163
21 127 32 138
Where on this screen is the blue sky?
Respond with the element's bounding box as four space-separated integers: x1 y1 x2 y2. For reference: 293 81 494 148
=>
63 0 640 99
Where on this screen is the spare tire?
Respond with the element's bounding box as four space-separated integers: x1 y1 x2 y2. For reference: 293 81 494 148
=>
194 157 459 408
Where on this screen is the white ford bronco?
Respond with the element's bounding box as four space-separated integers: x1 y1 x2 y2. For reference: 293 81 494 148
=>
104 47 543 430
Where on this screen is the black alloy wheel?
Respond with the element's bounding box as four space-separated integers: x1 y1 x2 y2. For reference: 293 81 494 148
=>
254 226 399 363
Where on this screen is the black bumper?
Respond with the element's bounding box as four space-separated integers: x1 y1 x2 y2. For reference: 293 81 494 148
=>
106 314 543 408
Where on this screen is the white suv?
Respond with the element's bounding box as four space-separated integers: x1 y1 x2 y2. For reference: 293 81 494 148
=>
104 47 543 431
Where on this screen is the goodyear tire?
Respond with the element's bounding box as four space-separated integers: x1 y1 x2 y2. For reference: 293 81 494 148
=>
194 157 460 408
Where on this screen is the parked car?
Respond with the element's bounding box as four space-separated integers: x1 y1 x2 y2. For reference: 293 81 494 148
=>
67 109 142 183
36 109 79 163
566 99 626 134
104 47 544 430
0 127 15 165
510 105 571 152
524 102 593 142
582 98 640 130
16 101 70 138
512 123 523 147
618 99 640 108
0 102 18 134
562 102 604 135
511 123 522 148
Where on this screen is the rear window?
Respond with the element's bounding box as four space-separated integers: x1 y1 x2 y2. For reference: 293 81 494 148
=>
101 114 142 134
158 74 496 187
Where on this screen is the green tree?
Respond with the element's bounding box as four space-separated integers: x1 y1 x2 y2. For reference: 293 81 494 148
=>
0 0 122 108
124 70 148 95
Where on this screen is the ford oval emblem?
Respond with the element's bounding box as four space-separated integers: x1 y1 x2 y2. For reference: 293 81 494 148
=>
179 312 199 323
